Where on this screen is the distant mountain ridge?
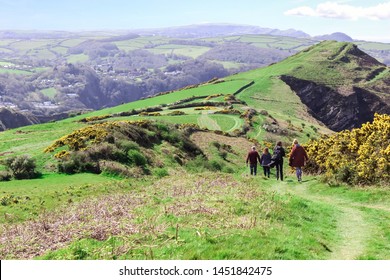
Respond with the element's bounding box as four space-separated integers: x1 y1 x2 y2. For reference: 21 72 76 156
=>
133 23 312 38
0 24 356 42
132 23 354 42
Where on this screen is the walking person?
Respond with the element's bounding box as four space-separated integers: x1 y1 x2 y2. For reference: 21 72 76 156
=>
289 139 309 182
273 141 286 181
260 147 272 178
246 146 261 176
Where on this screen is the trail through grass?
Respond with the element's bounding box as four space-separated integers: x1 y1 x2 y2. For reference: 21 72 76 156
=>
272 176 389 260
197 112 221 130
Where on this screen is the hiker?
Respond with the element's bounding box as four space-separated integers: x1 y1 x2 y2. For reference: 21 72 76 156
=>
289 139 309 182
272 141 286 181
246 146 261 176
260 147 272 178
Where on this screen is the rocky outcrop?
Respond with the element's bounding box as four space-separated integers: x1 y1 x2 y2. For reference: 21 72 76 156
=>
0 108 40 131
280 75 390 131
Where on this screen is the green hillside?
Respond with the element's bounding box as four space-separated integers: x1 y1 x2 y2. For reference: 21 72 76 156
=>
0 41 389 260
4 41 390 167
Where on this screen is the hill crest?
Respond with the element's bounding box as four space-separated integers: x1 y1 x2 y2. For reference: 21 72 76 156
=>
279 41 390 130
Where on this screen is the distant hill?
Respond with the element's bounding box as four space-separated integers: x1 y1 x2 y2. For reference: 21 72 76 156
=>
133 23 311 38
314 32 354 42
279 41 390 130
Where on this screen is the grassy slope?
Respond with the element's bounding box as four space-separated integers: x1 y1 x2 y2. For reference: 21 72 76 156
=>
2 170 388 260
0 41 388 260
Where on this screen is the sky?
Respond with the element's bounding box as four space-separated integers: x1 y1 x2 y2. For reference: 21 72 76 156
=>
0 0 390 42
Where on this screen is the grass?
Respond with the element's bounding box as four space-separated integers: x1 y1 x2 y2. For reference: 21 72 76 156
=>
0 68 32 75
0 61 16 66
67 54 89 63
80 79 252 118
148 45 211 59
41 87 57 98
20 172 339 260
0 128 389 260
209 114 243 131
0 120 84 168
0 173 119 223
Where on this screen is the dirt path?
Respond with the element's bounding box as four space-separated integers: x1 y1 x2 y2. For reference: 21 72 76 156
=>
274 179 381 260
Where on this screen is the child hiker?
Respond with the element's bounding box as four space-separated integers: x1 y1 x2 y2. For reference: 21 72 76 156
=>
260 147 272 178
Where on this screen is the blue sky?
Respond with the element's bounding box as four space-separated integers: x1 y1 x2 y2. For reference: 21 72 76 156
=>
0 0 389 42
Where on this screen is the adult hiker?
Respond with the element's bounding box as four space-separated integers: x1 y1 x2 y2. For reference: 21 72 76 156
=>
289 139 309 182
272 141 286 181
246 146 261 176
260 147 272 178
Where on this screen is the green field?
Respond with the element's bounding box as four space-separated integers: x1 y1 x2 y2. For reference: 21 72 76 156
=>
0 68 32 75
66 53 89 63
41 88 57 98
148 44 211 58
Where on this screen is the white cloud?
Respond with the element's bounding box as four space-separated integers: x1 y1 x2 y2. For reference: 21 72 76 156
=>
285 1 390 20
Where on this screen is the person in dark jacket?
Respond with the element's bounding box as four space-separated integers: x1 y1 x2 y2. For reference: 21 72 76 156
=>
273 141 286 181
246 146 261 175
260 147 272 178
289 139 309 182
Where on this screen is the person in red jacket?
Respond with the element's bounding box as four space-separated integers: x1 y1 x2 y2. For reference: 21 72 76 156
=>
246 146 261 176
289 139 309 182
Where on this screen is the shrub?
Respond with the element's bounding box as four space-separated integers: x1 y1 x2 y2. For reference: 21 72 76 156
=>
222 166 235 174
46 120 203 175
209 160 224 171
115 140 140 152
218 151 228 160
58 160 79 174
305 113 389 185
168 110 186 116
173 154 183 165
100 160 131 178
153 167 169 178
0 171 11 181
5 155 38 180
211 141 221 149
128 150 147 166
185 155 210 173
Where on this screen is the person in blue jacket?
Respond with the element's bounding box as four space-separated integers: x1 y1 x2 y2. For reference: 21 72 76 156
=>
260 147 272 178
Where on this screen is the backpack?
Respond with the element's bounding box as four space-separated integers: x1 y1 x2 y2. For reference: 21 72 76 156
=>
272 147 285 162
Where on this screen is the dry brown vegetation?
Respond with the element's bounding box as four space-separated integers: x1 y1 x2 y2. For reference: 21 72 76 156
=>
0 171 282 259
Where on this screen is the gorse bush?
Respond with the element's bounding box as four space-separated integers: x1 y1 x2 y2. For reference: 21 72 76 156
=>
304 114 389 185
4 155 39 180
46 120 203 175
